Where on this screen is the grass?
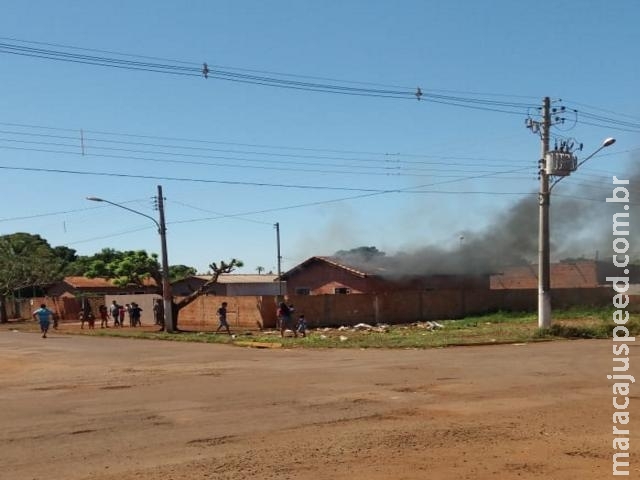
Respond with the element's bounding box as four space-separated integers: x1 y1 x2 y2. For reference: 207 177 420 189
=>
3 307 637 349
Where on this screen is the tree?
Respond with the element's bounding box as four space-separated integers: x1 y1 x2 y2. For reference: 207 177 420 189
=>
83 250 242 331
64 248 126 276
52 246 78 264
171 259 244 328
255 266 265 275
0 233 64 323
84 250 160 289
169 264 197 282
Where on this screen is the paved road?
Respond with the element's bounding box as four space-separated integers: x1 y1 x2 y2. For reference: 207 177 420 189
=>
0 330 636 479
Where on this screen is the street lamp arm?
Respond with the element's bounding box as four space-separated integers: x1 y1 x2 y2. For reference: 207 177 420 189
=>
86 197 161 232
549 137 616 192
86 187 174 333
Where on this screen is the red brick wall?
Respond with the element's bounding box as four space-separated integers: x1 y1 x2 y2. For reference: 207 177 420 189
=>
11 287 638 326
285 262 379 294
176 295 279 330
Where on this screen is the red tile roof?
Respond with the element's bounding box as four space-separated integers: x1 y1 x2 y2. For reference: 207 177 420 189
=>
490 262 600 289
283 256 380 278
185 274 279 284
63 276 157 288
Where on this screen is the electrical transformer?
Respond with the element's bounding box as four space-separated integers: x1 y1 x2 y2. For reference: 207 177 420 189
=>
545 151 577 176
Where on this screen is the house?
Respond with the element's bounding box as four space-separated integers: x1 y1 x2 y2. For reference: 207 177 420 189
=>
171 274 282 297
46 276 158 297
281 256 385 295
489 260 640 289
280 256 489 295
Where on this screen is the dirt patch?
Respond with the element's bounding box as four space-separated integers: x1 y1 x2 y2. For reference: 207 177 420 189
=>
0 332 632 479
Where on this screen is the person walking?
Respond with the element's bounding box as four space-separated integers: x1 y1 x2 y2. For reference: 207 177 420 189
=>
98 304 109 328
153 299 163 326
110 300 121 327
296 314 308 338
118 304 126 327
86 311 95 329
130 302 143 327
125 304 133 327
278 302 296 338
32 303 54 338
216 302 232 335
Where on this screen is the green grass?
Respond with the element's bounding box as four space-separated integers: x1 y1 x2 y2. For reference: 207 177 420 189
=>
3 308 638 349
548 305 616 321
536 317 640 339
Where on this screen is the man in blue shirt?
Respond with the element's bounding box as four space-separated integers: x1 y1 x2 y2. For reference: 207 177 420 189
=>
32 303 54 338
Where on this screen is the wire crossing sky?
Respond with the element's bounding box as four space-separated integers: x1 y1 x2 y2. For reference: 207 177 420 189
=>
0 1 638 273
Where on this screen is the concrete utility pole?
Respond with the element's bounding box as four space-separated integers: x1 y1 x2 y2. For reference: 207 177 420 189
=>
87 185 174 333
538 97 552 329
530 97 615 329
156 185 174 333
275 222 283 296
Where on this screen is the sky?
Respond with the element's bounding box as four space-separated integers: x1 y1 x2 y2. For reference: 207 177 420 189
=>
0 0 639 275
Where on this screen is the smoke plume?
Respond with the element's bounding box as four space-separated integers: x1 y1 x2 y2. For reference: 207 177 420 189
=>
334 158 640 277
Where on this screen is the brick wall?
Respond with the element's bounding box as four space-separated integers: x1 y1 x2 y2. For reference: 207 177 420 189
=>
285 261 378 294
9 286 638 327
176 295 278 330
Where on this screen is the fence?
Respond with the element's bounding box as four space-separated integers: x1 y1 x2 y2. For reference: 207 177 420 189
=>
6 286 636 328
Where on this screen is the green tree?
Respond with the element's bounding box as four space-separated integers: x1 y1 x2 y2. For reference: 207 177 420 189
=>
85 249 160 288
83 250 242 331
64 248 126 276
0 233 64 323
52 246 78 264
171 259 243 328
169 264 197 282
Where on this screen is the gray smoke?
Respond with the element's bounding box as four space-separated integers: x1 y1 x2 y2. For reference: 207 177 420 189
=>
335 157 640 277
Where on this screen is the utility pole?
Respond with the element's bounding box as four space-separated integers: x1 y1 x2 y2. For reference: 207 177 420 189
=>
156 185 174 333
538 97 552 329
275 222 283 296
87 186 175 332
528 98 615 329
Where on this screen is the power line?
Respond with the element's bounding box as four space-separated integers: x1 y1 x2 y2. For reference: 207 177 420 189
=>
0 164 385 192
563 98 640 123
0 206 99 222
0 144 535 180
0 39 537 113
0 36 543 100
0 139 534 178
169 200 274 226
0 121 531 168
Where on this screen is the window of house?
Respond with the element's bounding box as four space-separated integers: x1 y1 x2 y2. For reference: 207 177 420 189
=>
295 287 311 295
334 287 351 294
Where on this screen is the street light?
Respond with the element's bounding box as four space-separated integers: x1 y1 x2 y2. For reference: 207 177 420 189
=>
550 137 616 190
86 185 174 333
538 137 616 328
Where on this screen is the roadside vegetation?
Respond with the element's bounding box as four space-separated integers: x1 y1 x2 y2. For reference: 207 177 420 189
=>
4 307 638 349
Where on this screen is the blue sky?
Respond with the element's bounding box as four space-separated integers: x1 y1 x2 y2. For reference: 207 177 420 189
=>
1 0 638 274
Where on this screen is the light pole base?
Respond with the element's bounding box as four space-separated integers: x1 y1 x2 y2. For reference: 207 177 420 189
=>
538 291 552 329
163 298 174 333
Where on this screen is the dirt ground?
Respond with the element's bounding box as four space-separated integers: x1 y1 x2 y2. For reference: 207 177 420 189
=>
0 330 638 479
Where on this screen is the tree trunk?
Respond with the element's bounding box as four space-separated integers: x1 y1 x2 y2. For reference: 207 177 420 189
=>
172 301 181 331
171 272 224 331
159 260 239 332
0 295 7 324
